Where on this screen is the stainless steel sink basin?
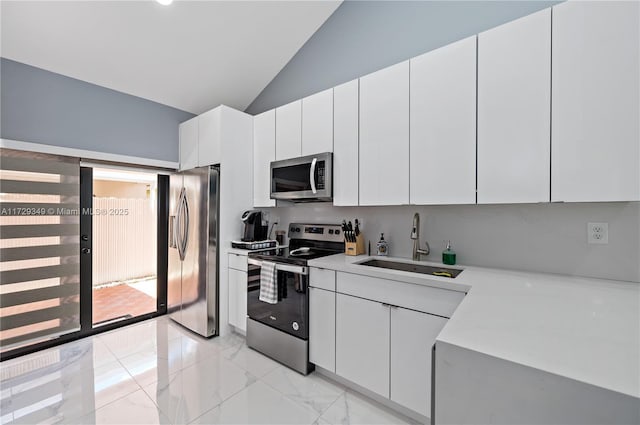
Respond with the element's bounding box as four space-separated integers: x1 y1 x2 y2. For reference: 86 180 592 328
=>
358 259 463 278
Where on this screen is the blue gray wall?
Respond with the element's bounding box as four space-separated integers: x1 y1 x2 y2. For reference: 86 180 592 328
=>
246 0 561 114
1 58 194 162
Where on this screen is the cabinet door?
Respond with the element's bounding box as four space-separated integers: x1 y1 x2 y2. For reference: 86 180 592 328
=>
477 9 551 203
302 88 333 156
228 268 247 332
198 108 221 166
410 36 477 205
179 117 199 171
336 293 390 398
275 100 302 160
391 307 447 417
552 1 640 202
359 61 410 206
333 79 359 206
253 110 276 207
309 287 335 372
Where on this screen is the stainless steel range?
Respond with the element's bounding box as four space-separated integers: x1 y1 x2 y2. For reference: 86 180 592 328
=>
246 223 344 375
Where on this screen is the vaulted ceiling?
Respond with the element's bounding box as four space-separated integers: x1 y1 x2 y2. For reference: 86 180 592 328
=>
1 1 341 114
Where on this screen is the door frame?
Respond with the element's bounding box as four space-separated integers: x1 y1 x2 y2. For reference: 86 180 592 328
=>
79 166 93 330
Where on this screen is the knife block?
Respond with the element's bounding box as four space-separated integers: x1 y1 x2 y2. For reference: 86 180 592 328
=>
345 234 366 256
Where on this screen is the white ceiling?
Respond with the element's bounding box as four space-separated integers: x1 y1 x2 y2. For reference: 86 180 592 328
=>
0 0 341 114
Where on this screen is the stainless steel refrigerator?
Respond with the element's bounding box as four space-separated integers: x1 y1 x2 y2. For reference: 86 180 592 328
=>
168 166 219 337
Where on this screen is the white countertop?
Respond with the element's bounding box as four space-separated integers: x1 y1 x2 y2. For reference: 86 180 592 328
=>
308 254 640 399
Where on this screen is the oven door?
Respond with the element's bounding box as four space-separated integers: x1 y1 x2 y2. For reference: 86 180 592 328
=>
270 152 332 201
247 259 309 339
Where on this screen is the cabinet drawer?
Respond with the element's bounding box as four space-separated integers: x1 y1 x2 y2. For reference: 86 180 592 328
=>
337 272 464 318
228 253 248 271
309 267 336 291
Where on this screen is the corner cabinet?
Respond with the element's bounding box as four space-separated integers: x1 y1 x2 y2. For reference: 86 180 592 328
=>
390 306 447 417
551 1 640 202
336 293 391 398
179 117 198 171
302 88 334 156
333 79 360 206
410 36 477 205
359 61 410 206
253 110 276 207
477 9 551 204
275 100 302 160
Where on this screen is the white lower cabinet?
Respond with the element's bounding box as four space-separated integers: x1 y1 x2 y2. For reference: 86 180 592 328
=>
228 267 247 332
309 287 336 372
336 293 390 398
390 306 447 417
308 271 464 419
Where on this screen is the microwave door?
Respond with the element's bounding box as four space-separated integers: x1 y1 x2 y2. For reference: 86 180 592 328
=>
272 162 313 193
270 152 332 201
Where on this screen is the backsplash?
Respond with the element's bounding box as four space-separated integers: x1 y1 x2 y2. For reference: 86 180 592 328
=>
261 202 640 283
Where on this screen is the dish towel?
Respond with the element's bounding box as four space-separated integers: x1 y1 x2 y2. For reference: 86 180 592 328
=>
259 261 278 304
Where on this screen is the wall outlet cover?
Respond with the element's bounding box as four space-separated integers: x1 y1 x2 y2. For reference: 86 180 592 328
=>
587 222 609 244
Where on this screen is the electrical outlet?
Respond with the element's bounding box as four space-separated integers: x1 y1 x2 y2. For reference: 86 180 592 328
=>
588 222 609 244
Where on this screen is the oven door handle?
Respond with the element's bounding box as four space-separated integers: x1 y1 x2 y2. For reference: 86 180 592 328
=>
248 258 308 275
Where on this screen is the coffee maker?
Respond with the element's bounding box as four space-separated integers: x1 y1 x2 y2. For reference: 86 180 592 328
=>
241 210 268 242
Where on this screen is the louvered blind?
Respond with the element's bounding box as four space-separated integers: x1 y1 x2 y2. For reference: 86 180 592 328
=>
0 148 81 352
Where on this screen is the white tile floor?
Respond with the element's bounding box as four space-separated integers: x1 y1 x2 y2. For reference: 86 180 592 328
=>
1 317 413 425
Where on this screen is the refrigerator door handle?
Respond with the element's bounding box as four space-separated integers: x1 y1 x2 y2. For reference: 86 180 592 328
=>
176 188 186 261
181 189 190 257
169 215 177 248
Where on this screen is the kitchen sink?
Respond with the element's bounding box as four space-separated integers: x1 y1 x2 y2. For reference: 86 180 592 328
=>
357 259 463 278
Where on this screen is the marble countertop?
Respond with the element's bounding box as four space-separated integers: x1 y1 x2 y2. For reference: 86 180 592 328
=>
308 254 640 399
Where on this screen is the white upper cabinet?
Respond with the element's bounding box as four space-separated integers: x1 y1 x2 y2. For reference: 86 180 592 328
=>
253 110 276 207
198 108 221 166
552 1 640 202
477 9 551 204
410 36 477 205
359 61 410 206
275 100 302 160
179 116 198 171
180 106 251 170
302 88 334 156
333 79 359 206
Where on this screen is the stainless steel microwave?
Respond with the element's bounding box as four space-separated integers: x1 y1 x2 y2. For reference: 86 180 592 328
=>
270 152 333 202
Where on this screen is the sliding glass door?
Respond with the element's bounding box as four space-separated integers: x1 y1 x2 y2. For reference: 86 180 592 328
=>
89 166 160 327
0 148 81 353
1 149 169 359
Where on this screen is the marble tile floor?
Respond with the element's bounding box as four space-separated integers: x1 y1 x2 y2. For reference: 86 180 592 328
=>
1 317 413 425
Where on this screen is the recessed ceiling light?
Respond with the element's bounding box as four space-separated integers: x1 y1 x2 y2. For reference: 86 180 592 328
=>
156 0 173 5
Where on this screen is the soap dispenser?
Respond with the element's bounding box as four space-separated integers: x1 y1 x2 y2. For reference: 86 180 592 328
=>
376 233 389 256
442 240 456 265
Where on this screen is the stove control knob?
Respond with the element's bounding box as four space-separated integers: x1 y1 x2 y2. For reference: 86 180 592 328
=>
328 229 334 234
290 227 295 233
335 230 340 235
292 322 299 331
295 227 300 232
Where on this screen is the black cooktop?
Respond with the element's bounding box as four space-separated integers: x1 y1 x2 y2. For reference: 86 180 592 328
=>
249 223 345 266
250 246 340 266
